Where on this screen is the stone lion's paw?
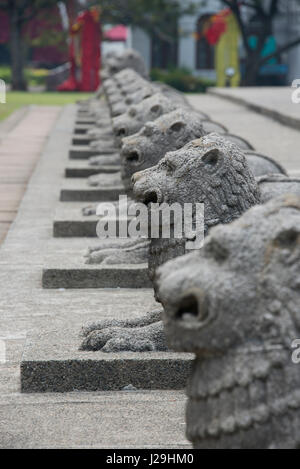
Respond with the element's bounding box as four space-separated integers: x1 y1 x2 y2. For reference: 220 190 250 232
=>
85 248 120 265
80 327 156 352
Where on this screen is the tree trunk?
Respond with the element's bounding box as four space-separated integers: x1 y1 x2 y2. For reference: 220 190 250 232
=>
242 55 261 86
241 29 270 86
10 13 27 91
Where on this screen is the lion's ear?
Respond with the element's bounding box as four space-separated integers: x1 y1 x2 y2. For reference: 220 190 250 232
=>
274 228 300 250
201 149 220 167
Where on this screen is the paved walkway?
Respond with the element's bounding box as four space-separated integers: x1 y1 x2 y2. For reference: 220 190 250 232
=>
0 105 189 449
209 86 300 131
0 106 61 244
188 93 300 174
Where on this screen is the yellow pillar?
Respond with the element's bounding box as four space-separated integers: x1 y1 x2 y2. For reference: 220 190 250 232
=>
216 14 241 87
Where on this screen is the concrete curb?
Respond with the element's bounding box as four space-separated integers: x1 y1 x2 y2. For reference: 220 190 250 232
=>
208 88 300 131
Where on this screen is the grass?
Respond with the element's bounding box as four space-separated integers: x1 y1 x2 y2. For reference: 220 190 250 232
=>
0 91 93 121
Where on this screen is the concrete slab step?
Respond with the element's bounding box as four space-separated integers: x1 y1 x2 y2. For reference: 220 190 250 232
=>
60 179 124 202
75 117 96 125
74 124 93 134
65 161 120 178
41 238 150 288
42 262 150 289
53 203 134 237
21 328 192 393
69 145 116 159
72 134 94 145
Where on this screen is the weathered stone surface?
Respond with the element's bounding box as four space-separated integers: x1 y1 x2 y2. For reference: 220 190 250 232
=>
102 49 148 79
152 82 198 111
88 139 117 154
112 93 178 146
53 204 99 237
222 133 254 150
81 134 261 352
69 145 115 159
120 108 205 190
89 154 120 166
72 131 113 146
88 172 122 187
65 161 120 178
110 83 155 118
201 120 228 134
157 194 300 449
60 179 124 202
74 124 94 134
245 151 287 178
75 117 96 125
133 133 261 284
42 263 150 289
21 328 192 392
259 174 300 203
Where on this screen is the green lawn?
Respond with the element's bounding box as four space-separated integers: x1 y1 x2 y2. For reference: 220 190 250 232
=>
0 91 93 121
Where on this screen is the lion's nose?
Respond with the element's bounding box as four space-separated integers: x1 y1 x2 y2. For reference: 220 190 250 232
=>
131 172 143 184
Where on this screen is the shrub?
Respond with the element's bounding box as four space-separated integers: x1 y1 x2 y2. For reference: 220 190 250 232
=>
150 67 215 93
0 66 49 87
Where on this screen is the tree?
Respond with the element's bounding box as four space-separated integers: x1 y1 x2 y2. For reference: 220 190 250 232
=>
0 0 62 90
205 0 300 85
92 0 196 68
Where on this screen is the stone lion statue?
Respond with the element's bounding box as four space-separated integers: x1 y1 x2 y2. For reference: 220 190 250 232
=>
101 48 148 80
156 194 300 449
80 134 261 351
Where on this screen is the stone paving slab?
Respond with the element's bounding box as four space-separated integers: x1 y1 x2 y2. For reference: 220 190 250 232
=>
21 328 192 392
209 86 300 130
60 179 124 202
0 391 189 449
65 161 120 178
0 106 61 245
187 93 300 172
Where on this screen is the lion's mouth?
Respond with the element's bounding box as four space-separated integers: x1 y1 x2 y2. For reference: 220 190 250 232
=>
142 190 159 206
175 293 210 324
116 127 126 138
127 150 141 164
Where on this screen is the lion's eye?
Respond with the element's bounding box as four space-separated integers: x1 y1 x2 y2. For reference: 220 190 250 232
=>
274 229 299 249
206 238 229 263
165 159 175 174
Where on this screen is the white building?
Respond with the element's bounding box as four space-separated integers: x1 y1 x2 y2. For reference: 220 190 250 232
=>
131 0 300 85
